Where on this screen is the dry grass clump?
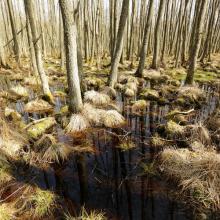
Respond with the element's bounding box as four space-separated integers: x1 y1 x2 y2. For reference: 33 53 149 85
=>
178 86 206 103
0 118 27 157
29 188 56 218
126 82 138 92
66 114 90 135
35 134 72 163
65 207 106 220
165 120 185 138
24 99 53 113
151 134 169 148
117 140 135 151
9 85 28 98
186 123 211 146
4 107 21 121
101 110 125 128
124 88 135 97
0 204 16 220
131 100 148 114
83 76 104 89
84 90 111 107
24 76 41 86
160 148 220 211
0 155 14 185
82 103 105 126
114 83 124 91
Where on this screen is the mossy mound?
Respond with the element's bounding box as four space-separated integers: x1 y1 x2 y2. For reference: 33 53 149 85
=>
25 117 56 139
141 88 160 101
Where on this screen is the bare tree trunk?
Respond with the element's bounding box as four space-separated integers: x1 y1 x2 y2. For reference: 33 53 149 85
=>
185 0 208 85
151 0 166 69
135 0 154 77
59 0 83 113
24 0 53 101
109 0 130 87
7 0 20 65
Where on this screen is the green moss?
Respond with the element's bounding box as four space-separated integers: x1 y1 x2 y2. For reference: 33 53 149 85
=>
26 117 56 139
194 70 217 82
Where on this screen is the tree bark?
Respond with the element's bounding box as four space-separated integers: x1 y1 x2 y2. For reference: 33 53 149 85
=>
135 0 154 77
151 0 166 69
24 0 52 101
185 0 208 85
109 0 130 87
59 0 83 113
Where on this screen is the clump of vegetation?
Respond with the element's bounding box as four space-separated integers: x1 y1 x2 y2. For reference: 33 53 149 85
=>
124 88 135 97
24 99 53 113
0 204 16 220
65 207 106 220
131 100 148 114
165 120 185 138
160 148 220 211
29 188 56 218
9 85 29 98
66 114 90 135
25 117 56 139
4 107 21 121
101 110 125 128
117 140 135 151
84 90 110 107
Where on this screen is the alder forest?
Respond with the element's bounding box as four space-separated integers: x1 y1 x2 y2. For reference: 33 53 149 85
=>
0 0 220 219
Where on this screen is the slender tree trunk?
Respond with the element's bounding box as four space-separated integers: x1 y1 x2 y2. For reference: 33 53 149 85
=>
151 0 166 69
185 0 208 85
109 0 130 87
7 0 20 65
24 0 52 101
135 0 154 77
59 0 83 113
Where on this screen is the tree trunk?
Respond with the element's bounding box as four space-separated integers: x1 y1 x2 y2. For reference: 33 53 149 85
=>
185 0 208 85
24 0 52 101
7 0 20 65
151 0 166 69
109 0 130 87
135 0 154 77
59 0 83 113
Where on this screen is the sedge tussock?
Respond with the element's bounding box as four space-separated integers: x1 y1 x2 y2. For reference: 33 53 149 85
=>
124 88 135 97
84 90 111 107
126 82 138 92
82 103 105 126
9 85 29 98
0 119 27 157
29 188 56 218
160 148 220 211
66 114 90 135
131 100 148 114
65 207 107 220
0 204 16 220
101 110 125 128
24 99 53 113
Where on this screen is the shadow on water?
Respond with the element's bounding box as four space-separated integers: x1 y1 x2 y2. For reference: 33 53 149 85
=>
2 80 220 219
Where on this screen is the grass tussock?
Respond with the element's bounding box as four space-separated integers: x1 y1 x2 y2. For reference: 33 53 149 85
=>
66 114 90 135
29 188 56 218
65 207 106 220
124 88 135 97
131 100 148 114
0 118 27 157
0 204 16 220
24 99 53 113
82 103 105 126
102 110 125 128
9 85 28 98
84 90 111 107
160 148 220 211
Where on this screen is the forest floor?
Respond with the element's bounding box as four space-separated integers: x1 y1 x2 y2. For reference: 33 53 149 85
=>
0 54 220 219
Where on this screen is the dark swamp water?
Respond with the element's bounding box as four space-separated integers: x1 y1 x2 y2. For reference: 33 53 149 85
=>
2 79 220 220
